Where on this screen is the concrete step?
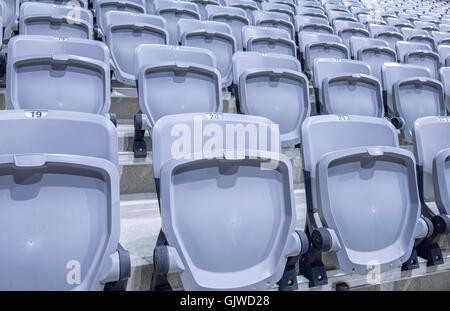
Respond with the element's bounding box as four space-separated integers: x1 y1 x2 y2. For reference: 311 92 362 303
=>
120 187 450 291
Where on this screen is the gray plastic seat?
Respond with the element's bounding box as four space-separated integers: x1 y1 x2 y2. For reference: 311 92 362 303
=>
313 58 381 117
439 67 450 110
104 11 168 86
413 116 450 249
149 113 308 291
349 37 390 59
232 52 308 146
299 114 431 286
188 0 220 20
415 20 440 34
242 26 295 57
295 15 333 34
178 19 235 87
432 31 450 47
252 10 294 39
369 24 404 49
205 5 249 51
95 0 145 37
299 32 349 75
0 109 129 290
261 2 295 24
395 41 440 79
402 28 436 51
224 0 258 25
22 0 89 8
440 23 450 32
438 45 450 67
133 44 222 150
6 35 110 115
156 0 200 45
19 2 93 39
327 10 357 24
333 20 370 49
3 0 18 39
382 63 433 116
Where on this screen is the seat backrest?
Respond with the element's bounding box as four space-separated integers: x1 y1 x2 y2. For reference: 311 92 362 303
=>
178 19 235 87
19 2 93 39
156 0 200 45
349 37 389 58
105 11 168 86
402 28 428 39
7 35 110 115
396 40 431 61
432 31 450 46
232 51 300 85
242 25 294 56
298 32 342 54
252 10 294 39
381 62 432 114
0 109 118 166
135 44 222 129
205 5 248 50
413 116 450 201
96 0 145 34
223 0 258 24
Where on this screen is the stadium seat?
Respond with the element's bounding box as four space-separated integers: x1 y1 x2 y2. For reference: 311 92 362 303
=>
252 10 295 40
3 0 19 39
205 5 249 51
414 21 440 34
242 26 296 57
333 20 370 49
299 114 432 287
0 109 130 290
295 15 333 34
133 44 222 157
432 31 450 47
413 116 450 263
369 24 404 50
156 0 200 45
19 2 93 39
312 58 381 117
327 10 357 24
6 35 111 116
402 28 435 50
438 45 450 67
439 67 450 109
232 52 309 146
178 19 235 87
189 0 220 20
396 41 440 78
95 0 145 38
22 0 88 8
149 113 309 290
381 63 433 116
298 32 348 76
440 23 450 32
261 2 295 25
223 0 258 25
104 11 168 86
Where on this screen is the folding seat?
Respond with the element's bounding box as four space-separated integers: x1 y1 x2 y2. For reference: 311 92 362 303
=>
232 51 309 146
299 114 432 287
178 19 235 87
22 0 89 8
380 12 397 22
3 0 19 39
398 12 419 23
261 2 295 25
432 31 450 47
324 3 348 13
387 18 414 32
205 5 249 51
252 10 295 40
297 1 322 10
297 6 324 17
298 32 348 76
350 7 371 16
133 44 222 157
350 37 396 82
327 10 357 24
156 0 200 45
149 113 309 291
242 26 296 57
333 20 370 49
266 0 296 12
438 45 450 67
402 28 435 51
6 36 112 117
95 0 145 38
396 41 440 79
414 21 440 34
312 58 381 116
188 0 220 19
0 110 130 291
224 0 258 25
295 15 333 34
104 11 168 86
384 63 445 143
369 24 405 50
19 2 93 39
358 14 387 27
420 16 440 25
412 116 450 262
440 67 450 109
